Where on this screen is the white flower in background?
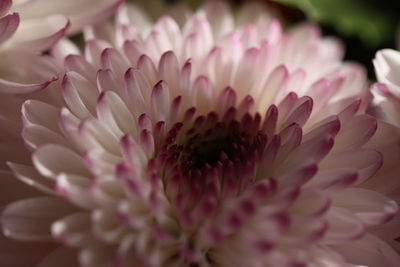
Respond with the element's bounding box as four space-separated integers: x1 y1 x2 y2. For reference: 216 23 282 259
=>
369 51 400 247
1 1 400 267
0 0 122 94
372 49 400 127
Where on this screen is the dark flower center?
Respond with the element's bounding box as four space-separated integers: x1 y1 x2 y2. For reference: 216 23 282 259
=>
157 108 267 178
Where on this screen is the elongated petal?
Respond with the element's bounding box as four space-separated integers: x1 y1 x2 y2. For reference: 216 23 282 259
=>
1 197 76 241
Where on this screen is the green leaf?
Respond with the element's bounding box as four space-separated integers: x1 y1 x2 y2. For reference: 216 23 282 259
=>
271 0 395 47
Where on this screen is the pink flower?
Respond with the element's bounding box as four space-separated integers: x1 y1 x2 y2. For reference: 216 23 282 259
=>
1 1 400 266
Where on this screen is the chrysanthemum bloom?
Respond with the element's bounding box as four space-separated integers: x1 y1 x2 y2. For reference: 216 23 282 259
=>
1 1 400 266
0 0 122 94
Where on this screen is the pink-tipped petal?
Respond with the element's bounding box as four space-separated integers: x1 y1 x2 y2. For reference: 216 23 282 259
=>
0 13 19 45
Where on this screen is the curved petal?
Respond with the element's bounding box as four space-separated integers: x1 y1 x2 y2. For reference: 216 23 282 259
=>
32 144 90 179
1 196 76 241
7 162 55 195
0 50 58 94
0 0 11 17
14 0 123 35
0 13 19 45
0 76 56 94
14 17 70 51
374 49 400 96
332 234 400 267
332 188 398 226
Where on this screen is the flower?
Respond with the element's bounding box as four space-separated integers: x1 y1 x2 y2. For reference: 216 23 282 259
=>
1 1 400 266
372 49 400 127
0 0 122 94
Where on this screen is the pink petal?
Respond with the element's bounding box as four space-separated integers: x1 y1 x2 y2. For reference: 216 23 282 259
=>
58 107 86 154
96 68 125 98
78 117 120 155
0 76 57 94
120 135 148 168
0 0 11 17
307 168 359 194
192 75 213 113
96 91 136 138
158 51 180 96
122 40 143 67
124 67 152 117
323 207 366 244
320 148 382 184
280 96 313 129
136 54 159 87
151 80 171 122
84 39 111 68
100 47 130 78
0 13 19 45
234 47 261 98
277 135 334 172
334 114 377 151
259 65 289 109
62 71 99 118
65 54 97 83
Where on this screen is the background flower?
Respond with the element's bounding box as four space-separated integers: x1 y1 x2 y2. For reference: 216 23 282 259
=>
0 0 123 94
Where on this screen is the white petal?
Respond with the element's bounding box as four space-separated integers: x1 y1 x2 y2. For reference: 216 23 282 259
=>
332 234 400 267
1 197 76 241
52 212 93 247
332 188 398 226
33 144 89 178
7 162 55 195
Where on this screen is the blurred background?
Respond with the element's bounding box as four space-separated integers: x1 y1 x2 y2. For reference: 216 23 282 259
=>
161 0 400 79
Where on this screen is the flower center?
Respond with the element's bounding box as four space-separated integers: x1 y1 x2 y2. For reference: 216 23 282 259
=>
157 108 266 181
180 120 249 169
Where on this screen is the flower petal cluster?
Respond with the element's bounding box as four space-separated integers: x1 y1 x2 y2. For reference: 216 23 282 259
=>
1 1 400 267
0 0 122 94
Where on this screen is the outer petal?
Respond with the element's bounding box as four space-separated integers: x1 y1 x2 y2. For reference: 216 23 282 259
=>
332 234 400 267
0 50 58 94
1 197 77 241
374 49 400 96
0 0 11 17
0 12 19 45
13 0 123 34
